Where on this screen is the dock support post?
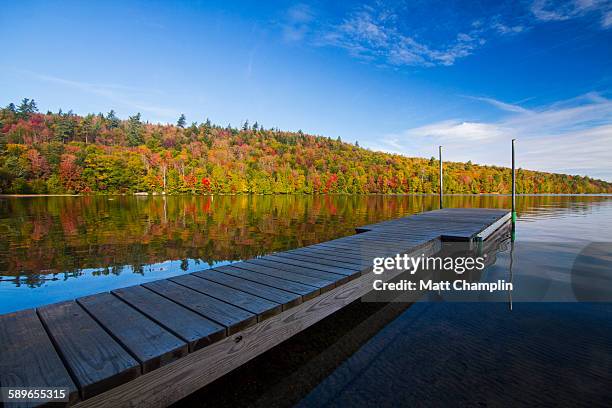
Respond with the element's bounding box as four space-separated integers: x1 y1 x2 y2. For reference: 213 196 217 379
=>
439 145 443 209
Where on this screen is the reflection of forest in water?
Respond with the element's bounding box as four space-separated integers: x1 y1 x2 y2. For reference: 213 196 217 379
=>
1 194 610 287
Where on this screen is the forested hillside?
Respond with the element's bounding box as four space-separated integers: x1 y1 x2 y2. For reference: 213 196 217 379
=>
1 99 610 194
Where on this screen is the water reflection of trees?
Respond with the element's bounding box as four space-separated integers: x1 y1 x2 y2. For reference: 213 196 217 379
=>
0 194 610 287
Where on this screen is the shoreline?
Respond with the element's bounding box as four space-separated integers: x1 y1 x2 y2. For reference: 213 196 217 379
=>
1 193 612 198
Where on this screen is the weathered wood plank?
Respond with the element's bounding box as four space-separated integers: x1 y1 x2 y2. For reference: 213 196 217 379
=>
342 236 422 248
246 259 349 286
308 242 390 255
193 270 303 310
359 231 437 241
262 255 360 278
308 243 396 256
112 285 226 352
315 240 407 252
77 293 188 373
213 264 320 300
0 308 79 406
230 262 336 292
170 274 282 320
37 301 141 400
286 247 372 266
144 280 257 335
277 251 365 269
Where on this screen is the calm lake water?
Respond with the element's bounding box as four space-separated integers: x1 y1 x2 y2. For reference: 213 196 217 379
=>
1 194 611 313
2 194 611 406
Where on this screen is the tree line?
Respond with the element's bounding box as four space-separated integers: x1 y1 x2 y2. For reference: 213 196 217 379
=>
1 98 610 194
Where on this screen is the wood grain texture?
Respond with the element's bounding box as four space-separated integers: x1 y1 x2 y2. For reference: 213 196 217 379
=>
308 242 392 256
37 301 141 400
193 270 302 310
274 251 364 270
288 247 373 264
0 308 79 407
262 255 359 278
214 265 321 300
228 262 336 292
246 258 349 285
169 274 283 320
77 293 188 373
314 241 406 254
112 285 226 352
143 280 257 335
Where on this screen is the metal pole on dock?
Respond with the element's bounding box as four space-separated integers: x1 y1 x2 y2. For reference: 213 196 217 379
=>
508 238 514 311
439 145 443 209
511 139 516 242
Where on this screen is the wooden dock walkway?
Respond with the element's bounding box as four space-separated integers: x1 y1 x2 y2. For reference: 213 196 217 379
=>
0 208 510 408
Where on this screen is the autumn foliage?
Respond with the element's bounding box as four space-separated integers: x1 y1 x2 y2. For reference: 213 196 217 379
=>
1 99 610 194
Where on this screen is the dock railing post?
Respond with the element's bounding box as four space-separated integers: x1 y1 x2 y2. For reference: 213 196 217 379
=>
439 145 443 209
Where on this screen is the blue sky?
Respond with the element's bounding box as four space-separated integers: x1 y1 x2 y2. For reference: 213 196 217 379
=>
1 0 611 180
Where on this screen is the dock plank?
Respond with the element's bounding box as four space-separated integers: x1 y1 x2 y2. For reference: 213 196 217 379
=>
247 258 349 285
112 285 226 352
77 293 188 373
170 274 282 320
230 261 336 292
37 301 140 400
277 251 365 269
309 242 393 255
194 270 303 309
0 308 79 406
297 245 379 258
316 239 408 252
262 254 360 278
214 264 320 300
288 248 374 267
144 279 257 335
282 246 366 263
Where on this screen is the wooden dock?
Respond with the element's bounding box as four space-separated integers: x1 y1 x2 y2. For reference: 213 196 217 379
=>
0 208 510 408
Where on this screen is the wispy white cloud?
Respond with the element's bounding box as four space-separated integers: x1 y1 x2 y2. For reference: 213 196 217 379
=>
317 7 484 67
282 1 610 68
369 93 612 180
464 95 532 113
27 72 178 122
602 10 612 26
491 22 526 35
281 3 315 42
530 0 612 28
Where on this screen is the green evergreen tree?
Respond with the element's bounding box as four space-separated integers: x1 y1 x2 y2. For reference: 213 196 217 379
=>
53 111 76 143
107 110 120 130
126 113 144 146
177 114 186 128
17 98 38 119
